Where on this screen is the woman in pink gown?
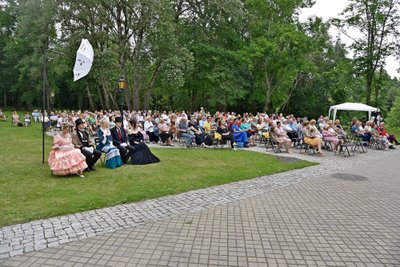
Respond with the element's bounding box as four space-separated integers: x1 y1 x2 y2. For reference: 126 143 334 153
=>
48 122 87 177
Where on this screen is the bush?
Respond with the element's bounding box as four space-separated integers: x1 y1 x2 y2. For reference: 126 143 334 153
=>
386 96 400 128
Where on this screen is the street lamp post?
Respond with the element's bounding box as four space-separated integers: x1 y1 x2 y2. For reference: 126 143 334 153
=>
118 77 127 121
42 53 47 164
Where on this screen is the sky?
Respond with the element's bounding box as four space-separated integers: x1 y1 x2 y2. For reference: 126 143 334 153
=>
299 0 400 78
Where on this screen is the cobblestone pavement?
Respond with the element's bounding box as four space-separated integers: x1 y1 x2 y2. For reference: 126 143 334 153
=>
1 147 399 266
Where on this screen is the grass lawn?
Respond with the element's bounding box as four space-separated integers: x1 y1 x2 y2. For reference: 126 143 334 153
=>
0 112 315 227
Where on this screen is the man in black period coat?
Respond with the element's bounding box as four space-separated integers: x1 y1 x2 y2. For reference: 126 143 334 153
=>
71 118 101 171
110 117 135 163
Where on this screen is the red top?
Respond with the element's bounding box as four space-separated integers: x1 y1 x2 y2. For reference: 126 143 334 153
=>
377 127 387 136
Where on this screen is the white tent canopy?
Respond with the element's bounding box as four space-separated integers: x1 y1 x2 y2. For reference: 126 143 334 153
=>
328 102 378 121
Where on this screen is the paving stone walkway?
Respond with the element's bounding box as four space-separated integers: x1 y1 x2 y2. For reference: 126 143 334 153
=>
1 147 399 266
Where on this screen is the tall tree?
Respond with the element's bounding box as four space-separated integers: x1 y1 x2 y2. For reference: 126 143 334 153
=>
332 0 400 105
238 0 315 113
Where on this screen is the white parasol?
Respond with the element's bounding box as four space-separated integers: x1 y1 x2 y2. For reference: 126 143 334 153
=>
73 39 94 81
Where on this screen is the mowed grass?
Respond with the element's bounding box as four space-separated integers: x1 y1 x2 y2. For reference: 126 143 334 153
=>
0 112 315 227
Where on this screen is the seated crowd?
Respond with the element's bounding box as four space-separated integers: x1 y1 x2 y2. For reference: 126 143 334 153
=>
25 108 397 177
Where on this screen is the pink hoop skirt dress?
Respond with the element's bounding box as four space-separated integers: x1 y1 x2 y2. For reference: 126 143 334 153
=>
48 133 88 176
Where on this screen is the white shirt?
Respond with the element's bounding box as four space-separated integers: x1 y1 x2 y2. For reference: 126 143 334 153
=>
144 121 154 132
57 117 63 128
282 124 293 132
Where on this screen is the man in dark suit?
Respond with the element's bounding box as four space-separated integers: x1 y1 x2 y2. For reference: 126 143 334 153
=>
71 118 102 171
111 117 135 163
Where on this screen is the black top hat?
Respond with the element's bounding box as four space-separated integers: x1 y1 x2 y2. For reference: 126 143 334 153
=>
115 117 123 123
75 118 85 126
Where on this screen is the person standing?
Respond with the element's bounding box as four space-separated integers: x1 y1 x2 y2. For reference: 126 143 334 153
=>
71 118 101 171
111 117 135 163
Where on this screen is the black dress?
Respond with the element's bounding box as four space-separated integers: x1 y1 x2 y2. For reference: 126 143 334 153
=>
128 131 160 165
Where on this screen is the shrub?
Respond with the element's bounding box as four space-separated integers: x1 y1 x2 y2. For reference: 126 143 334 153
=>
386 96 400 128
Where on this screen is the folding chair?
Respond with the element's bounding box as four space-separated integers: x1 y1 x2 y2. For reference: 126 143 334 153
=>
335 139 354 157
299 138 316 155
351 134 368 153
94 138 106 166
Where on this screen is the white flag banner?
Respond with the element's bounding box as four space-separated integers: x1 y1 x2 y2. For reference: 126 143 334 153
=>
73 39 94 81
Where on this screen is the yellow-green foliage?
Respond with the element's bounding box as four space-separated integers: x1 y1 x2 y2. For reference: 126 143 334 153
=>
387 96 400 128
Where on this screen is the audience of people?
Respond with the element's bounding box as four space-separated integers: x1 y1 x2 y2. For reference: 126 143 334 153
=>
4 107 398 177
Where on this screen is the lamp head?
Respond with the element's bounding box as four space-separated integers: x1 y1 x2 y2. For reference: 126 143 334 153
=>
118 76 127 90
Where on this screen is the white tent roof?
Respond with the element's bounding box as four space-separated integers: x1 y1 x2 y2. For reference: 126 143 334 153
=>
328 102 378 120
329 102 377 112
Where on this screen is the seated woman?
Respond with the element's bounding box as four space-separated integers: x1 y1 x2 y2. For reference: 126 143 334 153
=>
272 122 292 153
364 121 373 136
157 118 174 146
188 116 206 147
333 119 347 140
169 115 178 141
144 115 159 143
371 123 392 150
24 112 31 126
217 119 235 149
0 109 7 121
240 118 256 146
127 118 160 165
377 122 399 145
302 121 324 155
309 119 323 138
48 122 87 177
96 119 123 169
232 118 248 147
322 125 342 152
12 111 20 126
177 117 195 147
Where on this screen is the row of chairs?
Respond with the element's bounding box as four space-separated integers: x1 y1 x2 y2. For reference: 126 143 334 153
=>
257 130 385 157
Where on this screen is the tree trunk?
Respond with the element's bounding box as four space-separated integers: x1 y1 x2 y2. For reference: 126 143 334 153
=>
3 90 7 107
279 74 300 112
133 74 140 111
366 72 373 105
374 65 384 107
97 85 105 110
263 63 273 113
86 82 96 111
107 90 118 110
143 62 161 110
102 83 111 110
